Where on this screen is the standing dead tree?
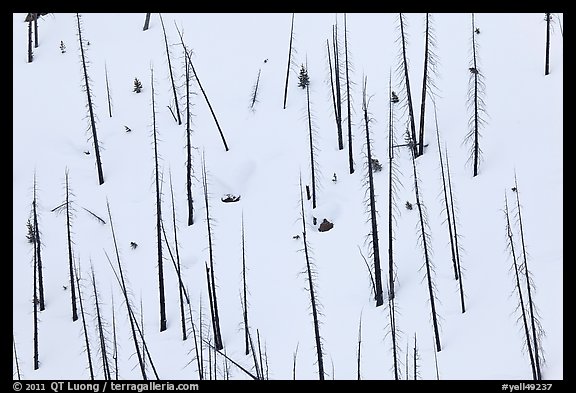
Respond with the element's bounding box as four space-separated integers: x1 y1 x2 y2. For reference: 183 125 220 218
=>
344 13 355 174
76 13 105 185
387 72 402 301
159 13 181 125
361 77 384 307
513 174 544 379
150 67 168 333
143 13 151 31
298 174 325 380
28 19 33 63
464 13 487 177
90 263 112 380
105 201 147 380
283 13 295 109
445 148 465 312
74 260 95 380
201 154 223 350
104 62 113 118
31 171 45 311
396 13 418 157
417 13 439 157
545 13 551 76
241 213 250 356
13 335 22 380
182 46 195 226
504 193 537 380
408 132 441 352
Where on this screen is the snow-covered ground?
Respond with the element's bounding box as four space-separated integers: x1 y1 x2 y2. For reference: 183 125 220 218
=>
13 13 562 380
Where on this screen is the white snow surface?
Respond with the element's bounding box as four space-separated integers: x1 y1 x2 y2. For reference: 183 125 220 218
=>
13 13 563 380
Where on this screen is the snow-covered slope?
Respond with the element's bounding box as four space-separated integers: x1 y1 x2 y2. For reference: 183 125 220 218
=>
13 13 562 380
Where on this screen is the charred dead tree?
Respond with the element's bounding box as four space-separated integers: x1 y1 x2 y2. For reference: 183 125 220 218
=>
257 330 264 379
417 13 439 157
33 13 39 48
397 13 418 157
202 154 223 350
150 67 168 333
298 175 325 380
203 338 258 380
504 194 537 380
344 13 355 174
63 170 78 322
76 13 104 185
159 13 181 125
387 73 401 301
304 62 319 210
31 172 45 311
165 170 187 340
361 78 384 307
13 335 22 380
143 13 151 31
292 342 299 380
105 201 147 380
433 104 458 281
444 149 465 313
111 294 119 380
409 134 441 352
74 260 95 380
90 264 111 380
283 13 295 109
327 21 344 150
387 283 401 380
250 68 261 112
357 311 362 380
241 214 250 355
185 289 203 379
413 333 420 380
28 20 33 63
246 324 262 379
105 62 113 117
32 227 39 370
182 47 195 226
545 13 552 73
465 13 487 177
513 174 544 379
176 24 229 152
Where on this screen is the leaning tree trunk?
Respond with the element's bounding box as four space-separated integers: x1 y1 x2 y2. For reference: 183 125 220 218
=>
176 26 229 152
143 13 151 31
